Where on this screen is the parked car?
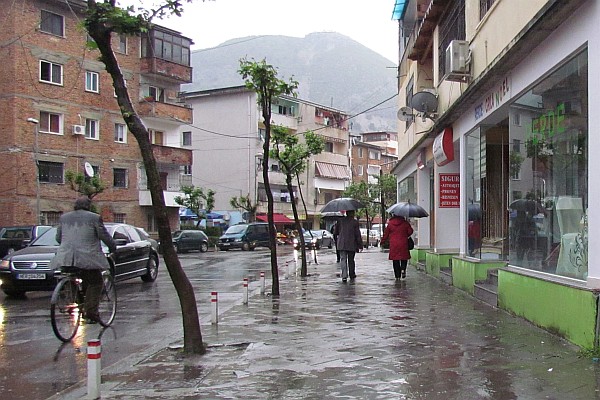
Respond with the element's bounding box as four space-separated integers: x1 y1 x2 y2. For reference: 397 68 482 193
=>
170 230 209 253
0 223 159 297
360 228 380 247
0 225 52 258
293 229 334 250
218 223 270 251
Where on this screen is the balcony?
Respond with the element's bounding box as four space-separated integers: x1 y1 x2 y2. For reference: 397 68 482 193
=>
402 0 448 63
152 144 192 165
138 99 193 124
140 57 192 83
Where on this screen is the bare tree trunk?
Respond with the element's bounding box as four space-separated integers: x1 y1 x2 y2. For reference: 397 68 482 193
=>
87 3 204 353
261 119 279 296
287 176 307 276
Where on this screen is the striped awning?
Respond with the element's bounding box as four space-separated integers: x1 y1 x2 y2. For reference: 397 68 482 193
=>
315 162 350 180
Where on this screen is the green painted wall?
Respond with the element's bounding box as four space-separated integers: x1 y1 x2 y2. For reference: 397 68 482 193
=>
498 270 598 349
409 248 427 266
425 252 456 277
452 258 506 295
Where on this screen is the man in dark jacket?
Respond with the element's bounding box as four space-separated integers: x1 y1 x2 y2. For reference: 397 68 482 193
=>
50 197 117 323
334 210 363 282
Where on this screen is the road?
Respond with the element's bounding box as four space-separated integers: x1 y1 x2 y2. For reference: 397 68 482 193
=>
0 246 308 400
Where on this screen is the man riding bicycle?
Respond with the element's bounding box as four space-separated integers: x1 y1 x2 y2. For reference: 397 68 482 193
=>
50 197 117 324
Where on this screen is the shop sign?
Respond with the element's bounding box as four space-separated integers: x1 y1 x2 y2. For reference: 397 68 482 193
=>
474 76 510 121
439 173 460 208
433 127 454 166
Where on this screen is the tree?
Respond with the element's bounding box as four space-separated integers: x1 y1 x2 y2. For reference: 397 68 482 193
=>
373 172 398 231
230 194 258 222
270 125 324 276
238 58 299 296
84 0 205 354
175 185 216 220
64 170 106 199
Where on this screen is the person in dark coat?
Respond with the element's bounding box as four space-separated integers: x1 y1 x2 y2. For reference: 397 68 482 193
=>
50 197 117 323
331 221 340 262
334 210 363 282
382 215 414 280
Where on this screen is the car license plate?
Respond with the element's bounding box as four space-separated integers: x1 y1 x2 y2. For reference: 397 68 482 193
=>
17 273 46 280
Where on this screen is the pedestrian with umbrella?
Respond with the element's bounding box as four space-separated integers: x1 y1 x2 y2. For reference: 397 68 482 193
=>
321 198 365 282
383 201 428 280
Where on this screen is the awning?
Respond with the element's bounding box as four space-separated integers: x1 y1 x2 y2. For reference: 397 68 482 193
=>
392 0 409 20
315 162 350 180
256 213 294 224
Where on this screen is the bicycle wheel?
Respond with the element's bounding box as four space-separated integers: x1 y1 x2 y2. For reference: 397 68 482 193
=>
50 278 81 342
98 272 116 327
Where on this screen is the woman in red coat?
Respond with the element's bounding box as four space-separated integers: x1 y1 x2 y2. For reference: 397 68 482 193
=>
382 215 414 280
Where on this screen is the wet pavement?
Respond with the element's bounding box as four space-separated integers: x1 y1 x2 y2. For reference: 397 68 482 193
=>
52 248 600 399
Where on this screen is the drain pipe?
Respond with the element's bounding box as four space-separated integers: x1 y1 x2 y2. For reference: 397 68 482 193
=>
595 294 600 350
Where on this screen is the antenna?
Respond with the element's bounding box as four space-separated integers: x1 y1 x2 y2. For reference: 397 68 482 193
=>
411 91 438 122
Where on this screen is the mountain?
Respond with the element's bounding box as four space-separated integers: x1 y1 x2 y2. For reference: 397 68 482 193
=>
182 32 399 133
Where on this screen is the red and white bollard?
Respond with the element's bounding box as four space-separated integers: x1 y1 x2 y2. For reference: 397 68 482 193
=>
211 291 218 325
243 278 249 304
87 339 101 399
260 271 265 294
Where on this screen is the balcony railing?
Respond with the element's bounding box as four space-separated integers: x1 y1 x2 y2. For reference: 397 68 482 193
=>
152 144 192 165
140 57 192 83
138 100 193 124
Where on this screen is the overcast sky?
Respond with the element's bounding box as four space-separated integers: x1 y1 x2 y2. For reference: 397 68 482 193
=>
119 0 399 64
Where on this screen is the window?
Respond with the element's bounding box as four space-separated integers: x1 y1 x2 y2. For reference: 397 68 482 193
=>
39 61 62 85
183 165 192 175
149 129 164 145
182 131 192 146
114 213 126 223
85 71 99 93
357 165 364 176
358 148 364 158
369 150 381 160
148 86 164 102
39 111 62 134
85 119 99 140
40 211 62 225
114 123 127 143
324 142 334 153
40 10 64 36
117 35 127 54
141 30 192 65
438 0 466 79
479 0 496 20
38 161 63 183
406 76 414 129
513 112 521 126
258 128 266 141
113 168 128 188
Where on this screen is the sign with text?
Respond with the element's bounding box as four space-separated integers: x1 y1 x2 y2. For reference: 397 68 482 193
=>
439 173 460 208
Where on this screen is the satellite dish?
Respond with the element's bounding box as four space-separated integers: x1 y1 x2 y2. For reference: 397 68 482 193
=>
84 162 94 177
397 107 415 121
411 91 438 113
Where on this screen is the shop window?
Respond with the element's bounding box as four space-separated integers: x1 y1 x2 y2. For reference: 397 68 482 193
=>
508 50 588 279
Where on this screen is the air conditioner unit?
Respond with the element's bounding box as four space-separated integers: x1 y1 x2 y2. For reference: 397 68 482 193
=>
72 125 85 135
444 40 470 82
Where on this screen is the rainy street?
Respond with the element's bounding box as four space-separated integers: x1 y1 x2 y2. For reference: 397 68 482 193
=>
0 247 288 400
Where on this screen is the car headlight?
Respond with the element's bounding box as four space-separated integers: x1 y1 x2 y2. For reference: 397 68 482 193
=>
0 260 11 270
234 238 242 242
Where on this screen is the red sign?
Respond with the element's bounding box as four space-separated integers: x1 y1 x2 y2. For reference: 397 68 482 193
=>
439 173 460 208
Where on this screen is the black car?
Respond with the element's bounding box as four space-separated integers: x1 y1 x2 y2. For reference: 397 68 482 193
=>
0 223 159 297
170 230 209 253
0 225 52 258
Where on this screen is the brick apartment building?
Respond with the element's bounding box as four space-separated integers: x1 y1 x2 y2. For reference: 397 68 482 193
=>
0 0 193 232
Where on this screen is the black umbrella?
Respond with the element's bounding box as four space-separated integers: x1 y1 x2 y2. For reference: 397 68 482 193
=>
386 201 429 218
468 203 481 221
320 211 345 219
320 198 365 213
509 199 543 214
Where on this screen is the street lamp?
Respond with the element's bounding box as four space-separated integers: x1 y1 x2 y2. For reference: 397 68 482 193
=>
27 117 40 224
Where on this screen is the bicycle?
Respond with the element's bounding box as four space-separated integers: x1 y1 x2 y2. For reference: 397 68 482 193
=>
50 267 117 342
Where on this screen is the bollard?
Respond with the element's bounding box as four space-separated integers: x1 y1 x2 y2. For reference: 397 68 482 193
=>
211 291 218 324
87 339 101 399
243 278 248 304
260 271 265 294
